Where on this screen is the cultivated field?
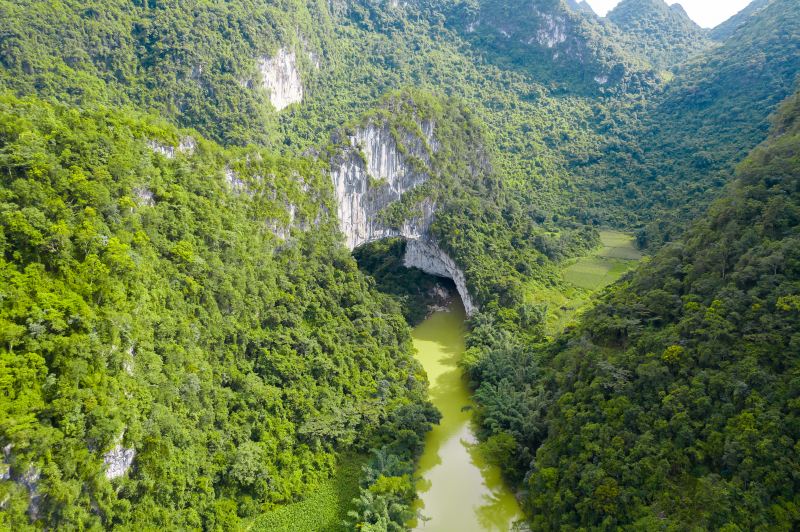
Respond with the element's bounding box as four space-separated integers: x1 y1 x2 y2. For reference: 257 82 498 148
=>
528 231 644 336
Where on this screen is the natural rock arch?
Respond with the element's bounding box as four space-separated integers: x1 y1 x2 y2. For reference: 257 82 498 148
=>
330 120 478 315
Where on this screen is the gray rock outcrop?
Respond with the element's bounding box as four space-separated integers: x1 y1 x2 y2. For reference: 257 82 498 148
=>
20 466 40 520
332 121 437 250
103 434 135 480
405 238 476 315
259 48 303 111
330 119 478 314
147 137 196 159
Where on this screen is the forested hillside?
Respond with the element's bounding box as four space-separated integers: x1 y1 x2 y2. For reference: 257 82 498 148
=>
579 0 800 245
3 0 793 237
607 0 710 70
711 0 772 40
440 0 658 93
0 0 333 147
1 0 799 530
469 89 800 530
0 95 442 529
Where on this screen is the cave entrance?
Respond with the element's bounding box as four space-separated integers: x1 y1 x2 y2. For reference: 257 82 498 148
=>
353 237 459 326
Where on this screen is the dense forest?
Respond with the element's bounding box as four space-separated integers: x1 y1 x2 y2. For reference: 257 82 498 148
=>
467 90 800 530
0 0 798 530
0 94 444 529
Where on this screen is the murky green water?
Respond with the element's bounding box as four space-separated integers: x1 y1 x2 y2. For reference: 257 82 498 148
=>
411 301 523 531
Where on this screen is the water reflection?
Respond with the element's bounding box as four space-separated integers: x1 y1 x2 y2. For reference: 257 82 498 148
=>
411 301 523 531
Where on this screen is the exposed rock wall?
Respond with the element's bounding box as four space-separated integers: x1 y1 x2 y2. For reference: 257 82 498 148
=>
404 238 477 315
103 433 135 480
147 137 196 159
331 120 478 314
2 445 41 520
532 12 568 48
1 444 10 481
331 122 437 250
20 466 41 520
259 48 303 111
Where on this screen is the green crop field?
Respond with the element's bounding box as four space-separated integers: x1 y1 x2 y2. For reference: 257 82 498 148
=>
563 256 634 290
563 231 642 289
247 455 367 532
596 231 644 261
528 231 644 336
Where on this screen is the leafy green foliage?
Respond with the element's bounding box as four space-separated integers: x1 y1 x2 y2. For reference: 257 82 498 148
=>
2 0 799 530
347 402 441 530
337 88 601 335
0 0 330 146
710 0 772 41
0 94 432 529
248 454 366 532
608 0 710 71
435 0 658 94
484 91 800 530
579 0 800 246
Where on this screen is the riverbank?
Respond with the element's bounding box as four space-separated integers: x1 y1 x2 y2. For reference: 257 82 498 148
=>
411 300 523 531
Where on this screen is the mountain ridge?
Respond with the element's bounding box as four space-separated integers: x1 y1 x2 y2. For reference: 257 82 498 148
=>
607 0 711 70
1 0 799 529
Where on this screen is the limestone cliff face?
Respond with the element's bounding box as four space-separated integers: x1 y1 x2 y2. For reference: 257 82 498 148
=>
331 122 436 250
259 48 303 111
147 137 196 159
103 445 135 480
331 120 478 314
103 432 135 480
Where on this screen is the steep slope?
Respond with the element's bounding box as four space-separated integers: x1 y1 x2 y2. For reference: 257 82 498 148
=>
329 91 491 315
329 89 600 330
3 0 791 245
0 0 643 222
711 0 773 41
1 0 798 528
0 0 331 146
445 0 657 92
577 0 800 244
0 2 619 525
0 61 603 530
472 90 800 530
565 0 596 16
608 0 711 70
0 95 437 529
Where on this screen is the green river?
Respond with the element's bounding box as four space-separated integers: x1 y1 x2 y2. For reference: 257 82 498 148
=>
411 300 523 531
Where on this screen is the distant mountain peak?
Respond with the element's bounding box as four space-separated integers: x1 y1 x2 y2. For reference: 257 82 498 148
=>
455 0 654 92
608 0 709 69
565 0 596 16
669 3 690 20
610 0 699 28
711 0 774 41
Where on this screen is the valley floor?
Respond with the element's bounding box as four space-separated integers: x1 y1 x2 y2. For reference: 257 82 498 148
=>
250 230 643 531
527 230 644 335
247 455 367 532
